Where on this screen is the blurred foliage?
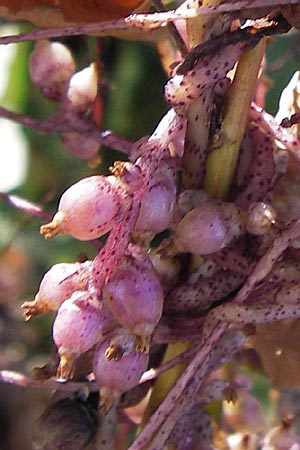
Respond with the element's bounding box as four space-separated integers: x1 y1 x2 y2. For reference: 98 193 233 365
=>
0 13 298 375
0 28 168 400
0 25 168 450
266 30 300 114
0 26 297 311
0 13 300 450
0 29 167 287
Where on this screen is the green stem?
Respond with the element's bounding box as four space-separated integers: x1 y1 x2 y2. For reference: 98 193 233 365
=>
204 39 266 199
182 0 228 189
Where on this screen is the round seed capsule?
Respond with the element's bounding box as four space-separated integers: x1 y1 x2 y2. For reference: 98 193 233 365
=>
40 175 125 241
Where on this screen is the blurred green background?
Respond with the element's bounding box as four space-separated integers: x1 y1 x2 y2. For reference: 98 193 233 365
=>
0 16 299 450
0 24 167 450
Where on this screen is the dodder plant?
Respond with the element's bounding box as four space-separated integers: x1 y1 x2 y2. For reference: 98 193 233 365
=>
2 1 300 449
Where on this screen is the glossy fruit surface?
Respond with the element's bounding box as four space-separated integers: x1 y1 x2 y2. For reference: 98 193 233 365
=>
40 175 124 241
22 261 91 319
103 253 164 339
29 40 75 101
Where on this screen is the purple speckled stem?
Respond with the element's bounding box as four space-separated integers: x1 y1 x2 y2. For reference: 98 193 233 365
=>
129 319 227 450
165 270 245 314
140 345 197 384
232 218 300 305
130 217 300 449
209 248 253 276
91 107 185 293
0 370 98 393
235 122 276 208
141 328 244 386
0 19 130 44
0 0 295 45
0 106 133 154
91 189 141 293
249 103 300 160
0 193 52 221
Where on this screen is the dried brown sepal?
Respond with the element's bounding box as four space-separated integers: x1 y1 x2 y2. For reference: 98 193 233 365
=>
105 344 124 361
134 335 151 353
40 218 62 239
21 299 45 320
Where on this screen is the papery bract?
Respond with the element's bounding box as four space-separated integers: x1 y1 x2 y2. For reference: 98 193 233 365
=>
246 202 277 236
234 124 276 208
165 270 245 314
165 42 247 106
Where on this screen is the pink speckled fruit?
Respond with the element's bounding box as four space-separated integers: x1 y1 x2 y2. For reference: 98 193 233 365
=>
103 251 163 350
174 202 242 255
53 291 116 379
40 175 125 241
93 329 149 413
134 165 176 236
29 40 75 101
22 261 91 320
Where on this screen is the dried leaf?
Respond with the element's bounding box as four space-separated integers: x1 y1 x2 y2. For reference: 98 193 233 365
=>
0 0 148 27
250 319 300 389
